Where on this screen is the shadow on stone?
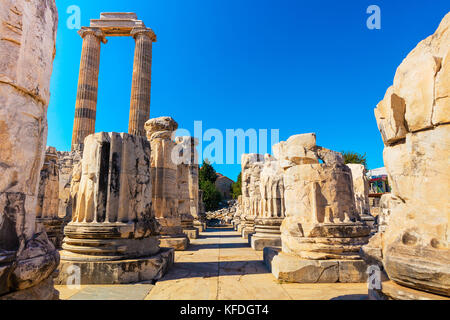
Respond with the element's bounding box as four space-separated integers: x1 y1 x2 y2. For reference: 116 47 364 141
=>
157 260 268 281
187 242 250 251
330 294 369 300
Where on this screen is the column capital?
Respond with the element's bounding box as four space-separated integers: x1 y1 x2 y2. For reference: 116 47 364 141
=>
131 27 157 42
78 27 108 44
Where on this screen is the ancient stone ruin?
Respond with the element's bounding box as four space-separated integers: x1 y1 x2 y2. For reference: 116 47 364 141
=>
264 133 371 283
57 150 82 222
363 13 449 299
36 147 64 248
176 136 200 239
347 164 376 232
239 154 265 239
145 117 190 250
56 133 173 284
71 13 157 151
251 154 285 251
0 0 59 300
232 195 243 230
0 2 448 301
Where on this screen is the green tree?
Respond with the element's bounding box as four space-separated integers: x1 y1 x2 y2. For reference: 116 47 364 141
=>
342 151 368 168
198 159 221 211
199 180 222 211
199 159 217 183
231 172 242 199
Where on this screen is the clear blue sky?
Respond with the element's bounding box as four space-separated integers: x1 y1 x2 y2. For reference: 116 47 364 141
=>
48 0 449 182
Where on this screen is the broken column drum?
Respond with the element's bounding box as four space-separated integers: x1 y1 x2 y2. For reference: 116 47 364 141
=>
265 133 371 283
145 117 189 251
251 154 285 251
57 132 173 284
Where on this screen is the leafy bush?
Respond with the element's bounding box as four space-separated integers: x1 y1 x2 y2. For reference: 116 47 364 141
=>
342 151 367 168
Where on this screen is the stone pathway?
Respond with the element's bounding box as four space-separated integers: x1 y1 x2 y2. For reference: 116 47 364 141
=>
56 227 369 300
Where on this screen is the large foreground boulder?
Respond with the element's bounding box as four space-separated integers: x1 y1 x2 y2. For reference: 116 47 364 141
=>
369 13 449 298
0 0 59 300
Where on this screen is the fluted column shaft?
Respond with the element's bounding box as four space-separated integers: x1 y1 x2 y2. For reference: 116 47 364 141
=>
129 28 157 136
71 28 106 151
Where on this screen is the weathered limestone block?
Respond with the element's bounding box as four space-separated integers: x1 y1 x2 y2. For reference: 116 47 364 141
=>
266 133 371 283
56 132 173 284
240 154 265 239
370 13 450 298
251 154 285 251
347 164 370 216
57 149 82 221
0 0 59 300
176 137 199 239
145 117 189 250
373 86 408 145
36 147 64 248
360 193 401 267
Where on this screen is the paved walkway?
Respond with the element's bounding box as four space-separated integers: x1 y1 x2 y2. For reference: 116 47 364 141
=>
56 227 369 300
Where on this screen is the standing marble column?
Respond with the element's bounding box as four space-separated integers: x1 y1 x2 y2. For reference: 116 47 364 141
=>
71 27 107 151
145 117 189 251
129 28 157 137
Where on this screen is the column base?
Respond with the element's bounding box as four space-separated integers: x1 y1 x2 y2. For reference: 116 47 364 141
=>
159 235 190 251
380 281 450 300
251 218 283 250
264 248 369 283
0 276 59 300
55 248 174 285
183 228 199 239
251 235 281 251
193 219 206 232
242 227 255 239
